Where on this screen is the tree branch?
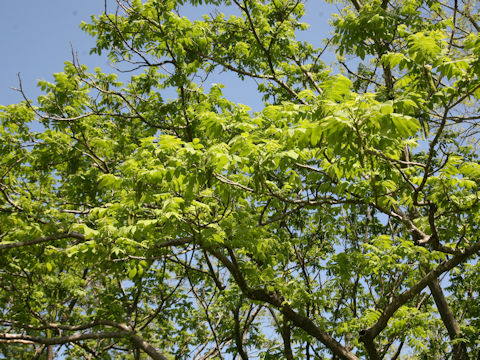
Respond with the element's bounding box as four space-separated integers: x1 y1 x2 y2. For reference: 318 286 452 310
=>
233 300 249 360
0 232 85 251
0 331 128 345
206 247 360 360
360 240 480 341
428 277 468 359
0 319 170 360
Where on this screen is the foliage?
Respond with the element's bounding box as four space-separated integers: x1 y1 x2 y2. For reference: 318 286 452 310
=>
1 0 480 359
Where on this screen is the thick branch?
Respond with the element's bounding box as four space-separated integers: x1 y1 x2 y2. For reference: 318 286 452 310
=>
350 0 362 11
429 278 460 338
0 232 85 251
0 320 169 360
233 301 249 360
280 320 294 360
130 334 170 360
359 333 380 360
360 240 480 341
0 331 128 345
206 247 360 360
428 277 468 359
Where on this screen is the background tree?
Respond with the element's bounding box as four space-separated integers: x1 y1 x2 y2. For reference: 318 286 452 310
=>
1 0 480 359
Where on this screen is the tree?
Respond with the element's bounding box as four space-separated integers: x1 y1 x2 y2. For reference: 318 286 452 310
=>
1 0 480 358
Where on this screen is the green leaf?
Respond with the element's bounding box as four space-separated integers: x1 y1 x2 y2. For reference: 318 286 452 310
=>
390 113 420 136
284 150 299 160
380 103 394 115
460 162 480 178
128 267 137 279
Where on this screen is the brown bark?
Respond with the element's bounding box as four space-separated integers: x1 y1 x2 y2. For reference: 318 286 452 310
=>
46 345 54 360
0 320 170 360
360 240 480 340
280 320 295 360
0 232 85 251
208 247 360 360
233 302 249 360
0 331 128 345
358 331 380 360
350 0 362 11
428 277 468 360
130 334 170 360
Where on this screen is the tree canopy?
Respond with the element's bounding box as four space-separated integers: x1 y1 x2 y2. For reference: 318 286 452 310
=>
1 0 480 359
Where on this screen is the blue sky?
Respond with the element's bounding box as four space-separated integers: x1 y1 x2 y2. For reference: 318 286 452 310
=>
0 1 337 109
0 0 107 105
